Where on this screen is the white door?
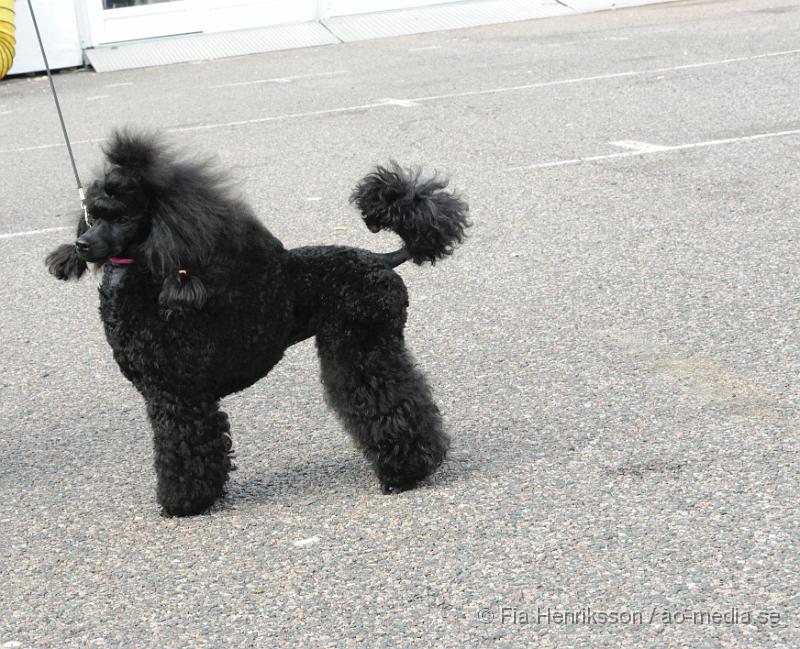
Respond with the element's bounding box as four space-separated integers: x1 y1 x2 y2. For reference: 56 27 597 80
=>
203 1 318 34
83 0 320 45
84 0 203 45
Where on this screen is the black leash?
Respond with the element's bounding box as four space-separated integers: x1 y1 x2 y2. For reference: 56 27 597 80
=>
26 0 88 225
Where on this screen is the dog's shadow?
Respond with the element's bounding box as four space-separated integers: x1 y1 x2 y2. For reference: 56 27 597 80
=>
213 448 475 513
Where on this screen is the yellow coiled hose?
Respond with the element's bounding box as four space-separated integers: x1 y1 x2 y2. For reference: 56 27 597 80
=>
0 0 15 79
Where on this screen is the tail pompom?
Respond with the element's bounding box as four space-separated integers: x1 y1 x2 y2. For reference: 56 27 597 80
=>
350 161 469 264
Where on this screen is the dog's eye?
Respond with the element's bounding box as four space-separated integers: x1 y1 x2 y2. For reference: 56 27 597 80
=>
117 216 130 225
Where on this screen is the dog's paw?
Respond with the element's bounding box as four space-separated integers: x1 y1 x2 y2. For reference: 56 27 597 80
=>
46 244 87 280
380 481 413 495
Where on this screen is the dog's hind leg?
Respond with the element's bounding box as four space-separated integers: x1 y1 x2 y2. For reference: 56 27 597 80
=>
145 396 233 516
316 322 450 493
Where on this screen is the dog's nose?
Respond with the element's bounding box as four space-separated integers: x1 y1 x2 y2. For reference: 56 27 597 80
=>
75 239 90 253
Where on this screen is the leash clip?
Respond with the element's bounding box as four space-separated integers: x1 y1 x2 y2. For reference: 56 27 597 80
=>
79 187 90 227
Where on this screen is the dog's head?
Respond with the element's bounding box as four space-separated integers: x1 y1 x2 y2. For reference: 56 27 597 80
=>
49 129 231 315
75 133 155 264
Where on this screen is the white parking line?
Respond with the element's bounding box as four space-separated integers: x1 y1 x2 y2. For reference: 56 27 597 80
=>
0 226 69 241
610 140 670 153
0 137 106 155
542 35 632 48
104 82 134 88
3 129 798 240
507 129 800 171
1 48 798 152
167 101 388 133
408 45 443 52
409 48 800 103
379 98 421 107
155 48 800 135
209 70 346 89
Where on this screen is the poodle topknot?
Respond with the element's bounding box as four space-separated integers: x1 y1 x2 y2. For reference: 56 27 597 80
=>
47 129 469 517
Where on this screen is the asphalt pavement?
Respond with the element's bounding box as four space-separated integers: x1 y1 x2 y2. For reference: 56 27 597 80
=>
0 0 798 646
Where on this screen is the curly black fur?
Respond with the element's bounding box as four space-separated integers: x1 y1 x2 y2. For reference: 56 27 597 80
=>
46 130 469 516
349 161 470 264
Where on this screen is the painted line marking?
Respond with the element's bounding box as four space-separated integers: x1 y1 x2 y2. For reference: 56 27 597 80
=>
306 196 322 201
163 48 800 135
0 137 106 155
209 70 346 89
0 226 69 241
379 98 421 107
540 36 631 48
104 82 134 88
408 45 443 52
409 48 800 103
610 140 670 153
507 128 800 171
2 131 799 240
2 48 799 151
166 101 386 133
0 110 12 115
87 95 110 101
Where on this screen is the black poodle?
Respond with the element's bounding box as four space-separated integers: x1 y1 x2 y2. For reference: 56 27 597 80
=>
46 130 469 516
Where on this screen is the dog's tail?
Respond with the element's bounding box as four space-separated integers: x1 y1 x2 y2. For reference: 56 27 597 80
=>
350 161 469 266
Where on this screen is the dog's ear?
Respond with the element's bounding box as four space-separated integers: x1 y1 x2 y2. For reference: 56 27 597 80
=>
46 212 89 281
115 129 229 316
140 207 215 317
46 244 88 280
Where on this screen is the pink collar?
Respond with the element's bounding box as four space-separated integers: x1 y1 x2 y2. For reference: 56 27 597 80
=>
108 257 135 265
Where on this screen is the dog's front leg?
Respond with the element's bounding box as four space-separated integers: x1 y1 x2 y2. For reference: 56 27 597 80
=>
145 396 233 517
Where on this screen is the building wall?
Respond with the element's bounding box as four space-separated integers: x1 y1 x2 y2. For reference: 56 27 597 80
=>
9 0 83 75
